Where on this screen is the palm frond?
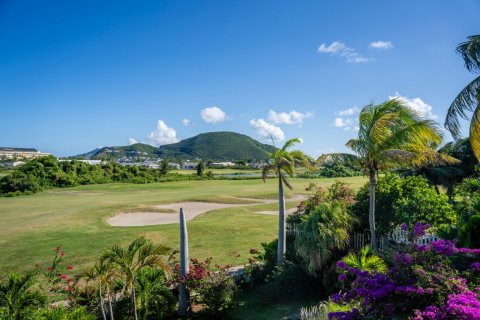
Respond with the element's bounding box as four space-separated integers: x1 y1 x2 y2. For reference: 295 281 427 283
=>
445 76 480 139
456 35 480 73
281 138 302 151
469 101 480 160
262 164 276 182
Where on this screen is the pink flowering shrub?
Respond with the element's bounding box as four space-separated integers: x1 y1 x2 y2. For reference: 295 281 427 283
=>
171 257 237 315
329 223 480 319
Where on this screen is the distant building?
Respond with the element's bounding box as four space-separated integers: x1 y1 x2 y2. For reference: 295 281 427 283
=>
0 147 50 160
5 161 26 167
168 163 181 169
209 161 236 167
141 160 160 169
182 162 198 170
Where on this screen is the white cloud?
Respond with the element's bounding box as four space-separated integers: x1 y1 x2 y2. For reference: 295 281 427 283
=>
182 118 191 126
318 41 346 53
318 41 374 63
268 110 313 125
332 113 360 131
370 41 393 49
128 138 138 145
249 119 285 141
201 106 226 123
388 93 437 119
339 106 360 116
145 120 179 146
332 117 353 128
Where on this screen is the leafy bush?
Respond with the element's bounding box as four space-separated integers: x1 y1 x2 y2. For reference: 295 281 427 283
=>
455 177 480 220
0 271 47 319
172 257 237 316
288 181 355 225
458 214 480 248
351 173 457 235
33 306 95 319
294 202 357 278
328 223 480 319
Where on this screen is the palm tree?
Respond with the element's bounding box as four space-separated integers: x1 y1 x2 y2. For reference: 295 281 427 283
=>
346 99 443 250
101 237 170 320
0 271 47 319
83 260 117 320
445 35 480 160
262 138 311 264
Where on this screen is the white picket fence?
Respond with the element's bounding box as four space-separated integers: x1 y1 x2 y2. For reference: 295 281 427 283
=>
287 222 439 253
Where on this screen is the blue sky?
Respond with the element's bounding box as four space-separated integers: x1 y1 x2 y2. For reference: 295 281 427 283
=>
0 1 479 157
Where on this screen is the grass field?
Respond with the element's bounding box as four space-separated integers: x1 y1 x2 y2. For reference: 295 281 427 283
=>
0 176 367 273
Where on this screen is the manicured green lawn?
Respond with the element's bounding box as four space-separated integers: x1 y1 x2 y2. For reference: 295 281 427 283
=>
0 176 366 273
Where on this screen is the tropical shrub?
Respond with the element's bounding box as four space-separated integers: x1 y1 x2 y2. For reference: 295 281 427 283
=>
455 177 480 219
33 306 95 320
351 173 457 235
458 214 480 248
113 267 175 320
340 246 387 274
294 202 357 278
0 271 47 319
288 181 355 225
172 257 237 316
328 223 480 319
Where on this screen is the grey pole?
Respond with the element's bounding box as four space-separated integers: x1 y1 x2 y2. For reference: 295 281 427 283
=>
178 208 189 316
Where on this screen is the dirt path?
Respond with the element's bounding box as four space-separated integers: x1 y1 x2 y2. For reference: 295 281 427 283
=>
108 195 304 227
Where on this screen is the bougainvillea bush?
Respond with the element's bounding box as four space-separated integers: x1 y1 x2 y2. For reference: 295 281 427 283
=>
329 223 480 320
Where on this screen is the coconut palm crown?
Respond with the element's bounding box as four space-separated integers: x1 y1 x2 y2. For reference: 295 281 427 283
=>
445 34 480 160
262 137 311 264
346 99 445 250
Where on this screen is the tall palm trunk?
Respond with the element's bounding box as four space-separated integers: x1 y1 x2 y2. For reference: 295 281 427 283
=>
132 276 138 320
107 287 114 320
277 175 286 264
368 169 378 251
99 287 107 320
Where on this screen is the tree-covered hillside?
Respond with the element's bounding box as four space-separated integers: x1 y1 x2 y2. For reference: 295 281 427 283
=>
82 132 276 161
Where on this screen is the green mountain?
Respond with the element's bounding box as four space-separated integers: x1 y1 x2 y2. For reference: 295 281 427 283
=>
83 132 275 161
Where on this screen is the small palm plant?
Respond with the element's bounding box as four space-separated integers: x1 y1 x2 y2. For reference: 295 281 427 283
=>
83 260 117 320
262 137 311 264
101 237 170 320
340 246 387 273
0 271 47 319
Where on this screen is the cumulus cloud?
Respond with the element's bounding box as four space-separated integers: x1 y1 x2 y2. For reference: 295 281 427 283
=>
268 110 313 125
318 41 374 63
145 120 179 146
370 41 394 49
250 119 285 141
201 106 226 123
128 138 138 145
182 118 191 126
388 93 437 119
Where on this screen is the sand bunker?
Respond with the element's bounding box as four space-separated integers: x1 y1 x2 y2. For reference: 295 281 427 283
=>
108 195 304 227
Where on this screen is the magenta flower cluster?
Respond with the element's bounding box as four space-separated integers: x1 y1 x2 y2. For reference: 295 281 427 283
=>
329 223 480 320
413 291 480 320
